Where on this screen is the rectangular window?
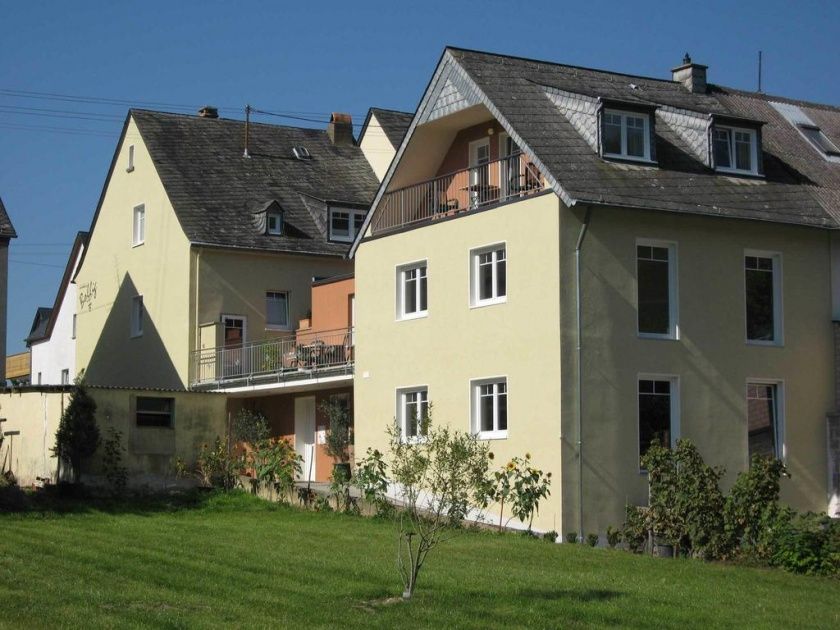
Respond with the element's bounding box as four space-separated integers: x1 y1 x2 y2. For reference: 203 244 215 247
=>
398 387 429 439
136 396 174 428
61 369 70 385
472 378 508 439
713 125 758 174
471 245 506 306
798 124 840 158
638 377 679 462
37 372 42 385
398 262 428 319
133 204 145 246
266 291 290 329
72 313 77 340
603 110 651 161
637 241 677 338
745 253 781 343
267 212 283 235
130 295 144 337
127 144 135 172
329 208 367 242
747 382 783 460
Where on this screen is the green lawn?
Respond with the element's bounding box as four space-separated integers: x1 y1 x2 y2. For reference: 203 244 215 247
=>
1 491 837 629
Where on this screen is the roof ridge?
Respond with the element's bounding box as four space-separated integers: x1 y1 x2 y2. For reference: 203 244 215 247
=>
710 84 840 113
129 108 330 134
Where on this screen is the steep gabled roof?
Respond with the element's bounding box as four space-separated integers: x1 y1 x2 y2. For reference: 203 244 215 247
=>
131 109 380 256
360 107 413 149
0 197 17 239
25 307 53 345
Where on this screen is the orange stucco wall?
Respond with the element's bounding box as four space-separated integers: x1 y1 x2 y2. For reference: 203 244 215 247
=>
309 276 354 334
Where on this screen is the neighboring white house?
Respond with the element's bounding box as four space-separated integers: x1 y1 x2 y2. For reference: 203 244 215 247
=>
27 232 87 385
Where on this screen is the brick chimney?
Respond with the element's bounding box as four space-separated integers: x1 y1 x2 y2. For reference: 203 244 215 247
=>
198 106 219 119
671 53 708 94
327 112 354 146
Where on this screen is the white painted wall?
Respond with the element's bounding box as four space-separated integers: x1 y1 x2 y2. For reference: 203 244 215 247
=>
30 245 83 385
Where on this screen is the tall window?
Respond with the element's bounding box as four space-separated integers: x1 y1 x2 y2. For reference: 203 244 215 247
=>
747 382 783 460
133 204 145 246
745 253 781 343
267 212 283 235
136 397 174 428
472 378 508 439
329 208 366 242
127 144 135 172
130 295 144 337
398 387 428 439
61 369 70 385
471 245 506 306
713 126 758 174
266 291 290 329
603 110 651 161
71 313 77 340
638 377 678 462
637 242 677 338
398 262 427 319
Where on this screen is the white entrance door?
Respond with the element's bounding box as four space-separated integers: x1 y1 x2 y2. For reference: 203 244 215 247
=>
294 396 316 482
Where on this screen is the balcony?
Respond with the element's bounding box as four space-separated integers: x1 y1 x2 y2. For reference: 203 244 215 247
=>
191 327 354 390
370 152 545 235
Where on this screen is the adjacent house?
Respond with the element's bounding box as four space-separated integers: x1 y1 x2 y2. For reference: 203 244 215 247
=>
25 232 87 385
0 197 17 383
351 47 840 535
358 108 414 181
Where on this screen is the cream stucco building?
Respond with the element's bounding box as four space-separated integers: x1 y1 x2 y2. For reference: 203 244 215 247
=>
351 48 840 537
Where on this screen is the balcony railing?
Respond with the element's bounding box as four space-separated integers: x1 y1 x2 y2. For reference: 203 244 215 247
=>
190 327 354 388
371 152 545 235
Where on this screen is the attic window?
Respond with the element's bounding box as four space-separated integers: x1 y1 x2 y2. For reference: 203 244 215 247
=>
267 212 283 235
127 145 135 172
329 208 366 242
713 125 759 175
292 146 312 161
602 110 652 162
798 124 840 158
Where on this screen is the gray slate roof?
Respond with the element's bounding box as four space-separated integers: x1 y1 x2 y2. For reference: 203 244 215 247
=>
365 108 413 149
448 48 840 228
25 307 53 345
132 109 380 256
0 197 17 238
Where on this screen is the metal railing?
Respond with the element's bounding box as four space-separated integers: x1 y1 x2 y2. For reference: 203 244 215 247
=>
191 327 354 388
371 152 545 235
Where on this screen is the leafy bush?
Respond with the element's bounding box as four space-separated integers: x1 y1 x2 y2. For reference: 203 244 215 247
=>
329 464 353 512
622 505 648 553
195 437 239 490
231 409 269 446
354 447 391 517
543 530 558 543
313 495 332 512
320 398 352 464
586 533 599 547
766 511 840 576
53 376 99 483
565 532 578 544
101 427 127 495
250 438 300 502
487 454 552 532
606 525 621 549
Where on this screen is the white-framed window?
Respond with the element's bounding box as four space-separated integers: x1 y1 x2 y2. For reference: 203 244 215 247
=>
713 125 759 175
130 295 144 337
132 204 145 246
71 313 77 340
744 251 782 345
136 396 174 428
266 291 290 329
638 375 680 466
397 387 429 440
746 381 784 462
397 261 428 319
127 144 135 172
267 212 283 235
329 208 366 242
637 240 678 339
37 372 42 385
471 244 506 307
61 369 70 385
603 110 651 161
471 377 508 439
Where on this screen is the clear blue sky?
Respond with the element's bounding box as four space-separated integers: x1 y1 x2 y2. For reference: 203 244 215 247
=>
1 0 838 354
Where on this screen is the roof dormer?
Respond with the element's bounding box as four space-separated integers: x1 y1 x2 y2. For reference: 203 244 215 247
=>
598 101 658 164
710 115 764 176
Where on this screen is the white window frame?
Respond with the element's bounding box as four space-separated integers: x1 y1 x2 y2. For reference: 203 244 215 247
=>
265 290 291 331
329 207 367 243
396 260 428 320
127 144 135 172
132 204 145 247
470 242 507 308
267 212 283 235
71 313 77 340
744 249 783 346
637 374 680 473
61 369 70 385
745 378 785 464
471 376 508 440
602 109 652 162
713 125 759 175
396 386 429 441
636 238 679 340
130 294 144 338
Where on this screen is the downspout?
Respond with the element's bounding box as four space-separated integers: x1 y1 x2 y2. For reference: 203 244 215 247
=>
574 206 592 542
194 248 201 386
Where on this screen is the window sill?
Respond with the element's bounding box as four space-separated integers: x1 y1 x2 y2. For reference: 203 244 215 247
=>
398 311 428 322
130 332 143 339
746 339 783 348
265 325 292 332
603 153 657 166
132 241 145 248
476 431 508 441
329 235 354 243
471 297 507 309
715 167 764 179
135 425 174 431
126 166 135 173
638 332 678 341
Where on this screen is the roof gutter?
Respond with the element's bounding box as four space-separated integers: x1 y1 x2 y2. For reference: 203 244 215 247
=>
574 205 593 543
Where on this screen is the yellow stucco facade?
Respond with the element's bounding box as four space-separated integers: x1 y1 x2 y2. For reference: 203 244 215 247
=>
359 111 397 182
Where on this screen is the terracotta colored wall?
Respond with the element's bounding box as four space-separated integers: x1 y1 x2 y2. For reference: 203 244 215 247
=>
314 387 354 482
309 276 355 334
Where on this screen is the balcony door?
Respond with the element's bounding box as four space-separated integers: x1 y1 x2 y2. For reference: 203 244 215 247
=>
499 133 521 199
221 315 246 378
468 138 490 207
295 396 316 482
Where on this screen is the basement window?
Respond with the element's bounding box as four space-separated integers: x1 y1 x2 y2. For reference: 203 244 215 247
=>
136 397 174 428
713 125 759 175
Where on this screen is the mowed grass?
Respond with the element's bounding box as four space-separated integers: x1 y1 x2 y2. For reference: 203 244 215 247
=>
1 492 838 629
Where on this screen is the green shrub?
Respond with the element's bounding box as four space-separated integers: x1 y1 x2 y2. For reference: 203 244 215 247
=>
231 409 269 446
622 505 648 553
250 438 300 502
195 437 239 490
53 376 99 483
354 447 392 517
101 427 127 495
565 532 578 544
313 495 332 512
543 530 558 543
586 533 599 547
606 525 621 549
487 453 552 532
766 512 840 576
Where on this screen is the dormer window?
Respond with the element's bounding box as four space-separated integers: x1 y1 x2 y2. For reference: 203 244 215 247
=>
329 207 366 242
712 125 759 175
267 212 283 235
798 124 840 158
603 110 651 161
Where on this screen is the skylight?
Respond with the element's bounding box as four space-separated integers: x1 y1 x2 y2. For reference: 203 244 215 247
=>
292 146 312 160
798 124 840 158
